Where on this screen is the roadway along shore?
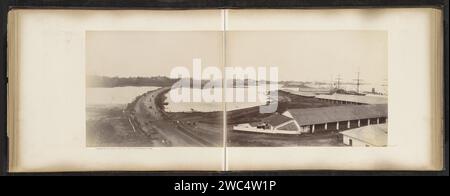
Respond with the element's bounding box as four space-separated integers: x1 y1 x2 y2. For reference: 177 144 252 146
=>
127 87 214 147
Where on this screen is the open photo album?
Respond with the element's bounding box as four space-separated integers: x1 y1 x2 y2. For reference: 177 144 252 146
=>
6 8 444 172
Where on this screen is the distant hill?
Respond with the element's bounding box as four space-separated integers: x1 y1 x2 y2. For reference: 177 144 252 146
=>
87 75 179 87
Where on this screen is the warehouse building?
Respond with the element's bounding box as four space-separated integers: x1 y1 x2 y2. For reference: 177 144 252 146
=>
282 104 387 133
233 113 301 134
315 94 388 105
233 104 388 134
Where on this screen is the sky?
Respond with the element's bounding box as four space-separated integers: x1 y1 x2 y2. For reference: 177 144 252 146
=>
87 31 387 84
226 31 387 84
86 31 223 78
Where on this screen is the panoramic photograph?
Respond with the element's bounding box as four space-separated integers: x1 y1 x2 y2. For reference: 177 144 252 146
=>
85 30 388 148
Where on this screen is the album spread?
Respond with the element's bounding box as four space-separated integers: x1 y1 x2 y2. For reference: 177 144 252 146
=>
6 8 444 172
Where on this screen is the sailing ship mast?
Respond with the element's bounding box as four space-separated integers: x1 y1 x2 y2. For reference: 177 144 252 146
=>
353 71 362 93
336 74 342 90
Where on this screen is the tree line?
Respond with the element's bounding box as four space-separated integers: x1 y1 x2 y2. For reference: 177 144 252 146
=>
86 75 179 87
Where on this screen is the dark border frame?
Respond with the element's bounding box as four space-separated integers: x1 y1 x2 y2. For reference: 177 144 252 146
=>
0 0 448 176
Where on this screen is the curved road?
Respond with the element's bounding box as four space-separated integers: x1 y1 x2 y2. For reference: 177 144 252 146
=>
131 87 214 147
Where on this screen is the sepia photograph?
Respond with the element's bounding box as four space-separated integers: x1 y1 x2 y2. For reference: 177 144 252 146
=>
226 31 388 147
86 30 388 148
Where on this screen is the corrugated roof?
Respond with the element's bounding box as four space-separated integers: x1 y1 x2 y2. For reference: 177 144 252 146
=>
285 104 387 126
340 124 388 146
262 113 293 127
315 94 388 104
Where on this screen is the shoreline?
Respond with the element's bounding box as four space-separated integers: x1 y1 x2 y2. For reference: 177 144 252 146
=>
125 87 221 147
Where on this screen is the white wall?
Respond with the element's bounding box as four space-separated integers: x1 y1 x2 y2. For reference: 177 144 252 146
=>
343 136 372 147
282 111 293 118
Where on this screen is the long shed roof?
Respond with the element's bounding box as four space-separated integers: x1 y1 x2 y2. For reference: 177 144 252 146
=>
315 94 388 104
284 104 387 126
262 113 293 127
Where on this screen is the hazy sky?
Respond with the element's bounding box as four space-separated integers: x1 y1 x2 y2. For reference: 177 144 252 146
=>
226 31 387 84
87 31 387 83
86 31 223 77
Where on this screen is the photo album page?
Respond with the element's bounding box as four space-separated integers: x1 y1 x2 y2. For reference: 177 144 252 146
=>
7 8 444 172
